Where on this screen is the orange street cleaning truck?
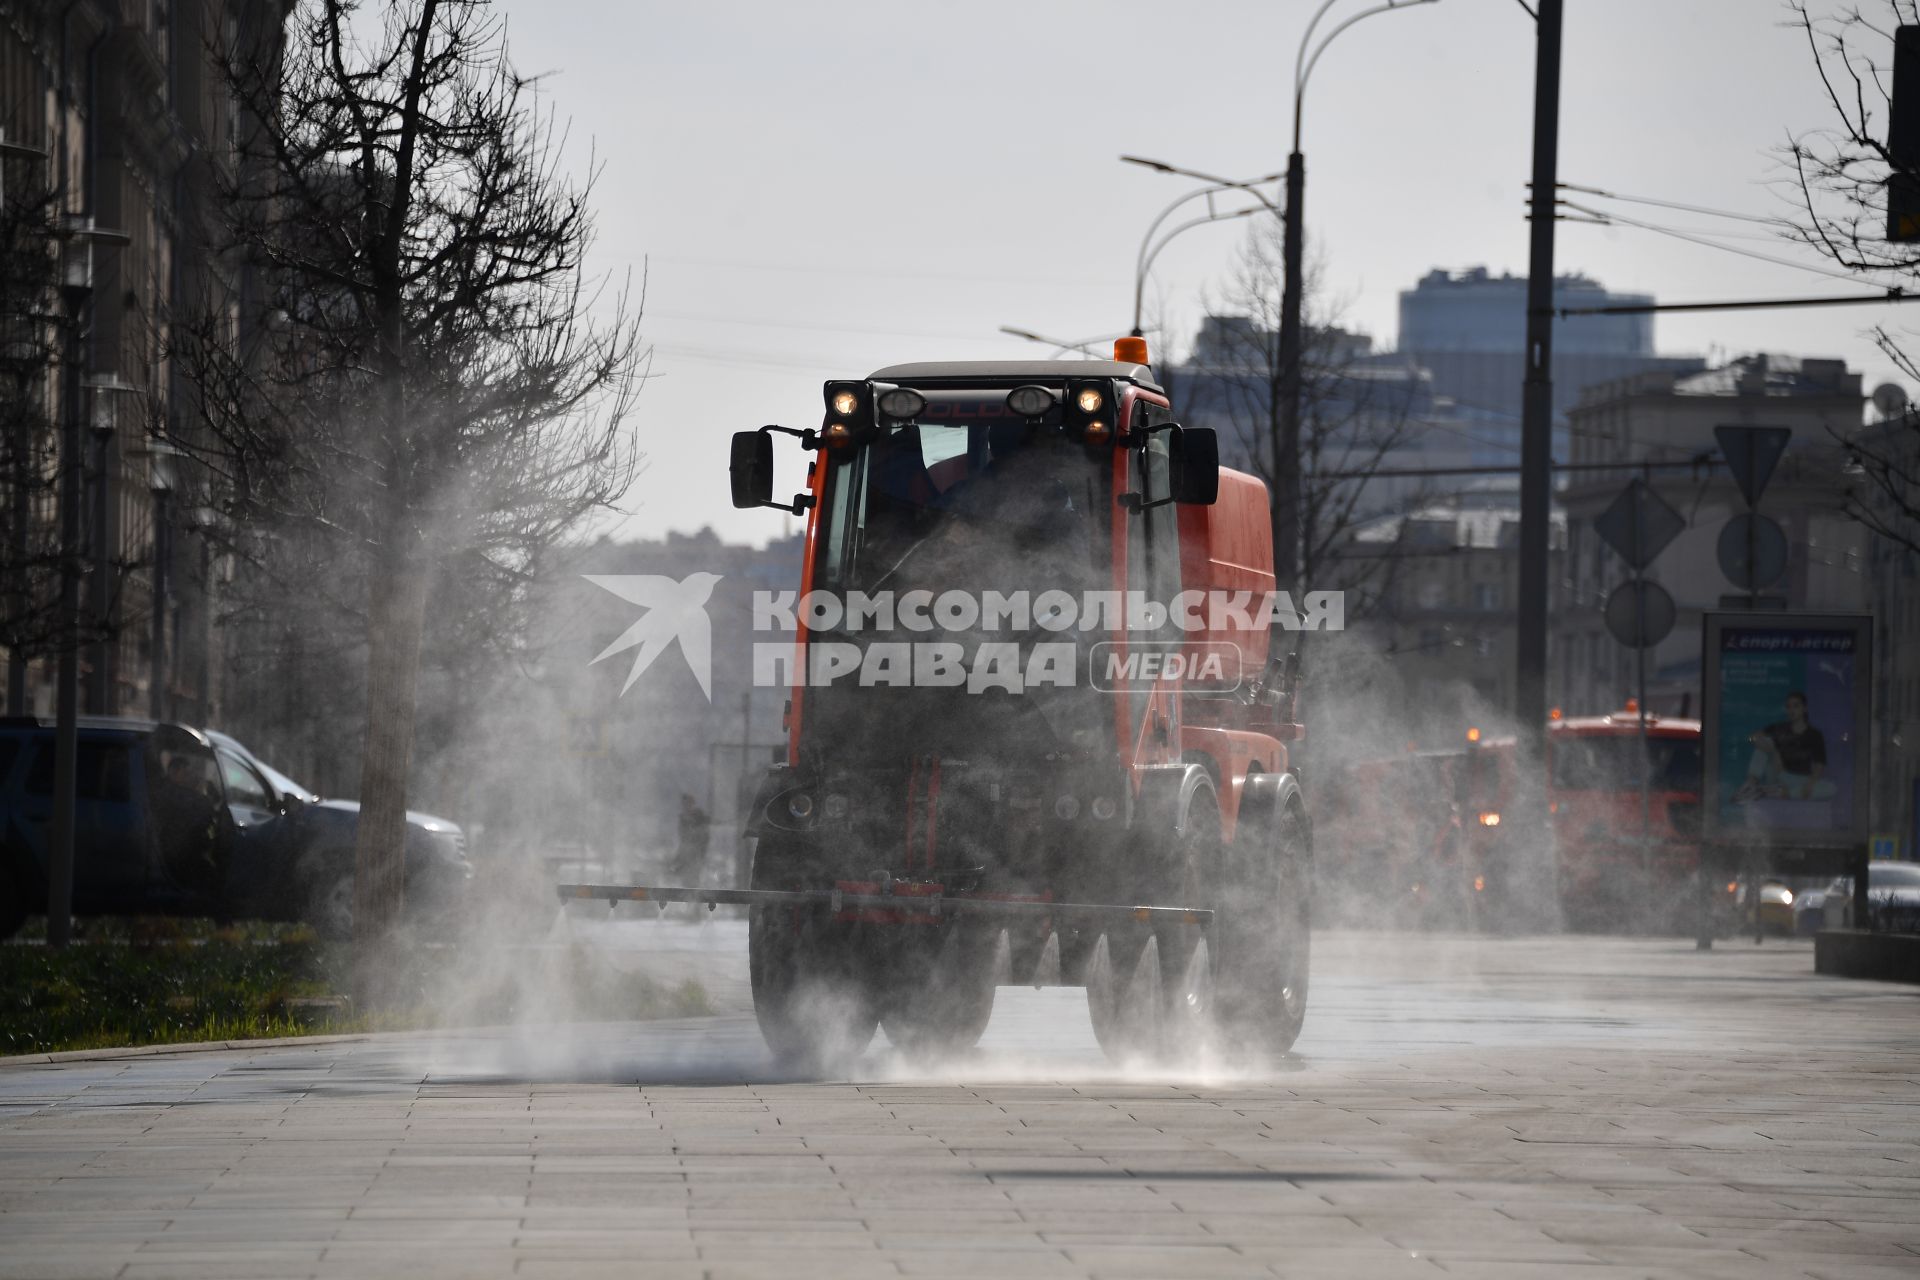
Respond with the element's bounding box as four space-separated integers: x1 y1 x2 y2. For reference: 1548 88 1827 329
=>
561 340 1313 1068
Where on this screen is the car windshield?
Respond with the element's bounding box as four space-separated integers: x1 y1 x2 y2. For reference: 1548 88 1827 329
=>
1550 734 1701 793
1869 863 1920 888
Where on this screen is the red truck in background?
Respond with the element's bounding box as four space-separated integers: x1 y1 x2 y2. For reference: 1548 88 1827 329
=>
562 342 1314 1068
1314 730 1517 931
1547 707 1705 931
1316 706 1707 933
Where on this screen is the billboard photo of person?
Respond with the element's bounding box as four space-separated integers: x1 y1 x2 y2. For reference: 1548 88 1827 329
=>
1711 623 1861 837
1734 690 1835 803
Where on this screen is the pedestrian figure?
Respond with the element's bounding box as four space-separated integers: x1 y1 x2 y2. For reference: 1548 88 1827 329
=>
674 793 710 884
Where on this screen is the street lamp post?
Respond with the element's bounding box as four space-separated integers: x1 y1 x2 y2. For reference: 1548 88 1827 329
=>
1516 0 1564 931
131 442 182 721
84 373 135 714
48 216 128 950
1277 0 1441 588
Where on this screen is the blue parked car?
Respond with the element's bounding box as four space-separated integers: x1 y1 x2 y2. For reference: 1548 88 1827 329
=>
0 717 470 939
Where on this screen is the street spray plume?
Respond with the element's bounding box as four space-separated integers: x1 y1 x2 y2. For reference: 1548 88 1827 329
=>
387 414 1563 1086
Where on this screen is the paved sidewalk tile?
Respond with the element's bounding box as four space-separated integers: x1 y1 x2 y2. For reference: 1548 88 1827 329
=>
0 932 1913 1279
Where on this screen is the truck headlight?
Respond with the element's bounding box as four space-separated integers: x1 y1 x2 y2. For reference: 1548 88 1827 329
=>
876 388 926 420
1006 385 1058 417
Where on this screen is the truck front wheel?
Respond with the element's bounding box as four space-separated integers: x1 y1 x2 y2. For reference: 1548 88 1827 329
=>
747 837 878 1071
748 906 879 1071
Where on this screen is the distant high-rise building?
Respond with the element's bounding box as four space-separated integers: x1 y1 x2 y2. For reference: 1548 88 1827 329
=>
1400 266 1653 357
1391 267 1706 439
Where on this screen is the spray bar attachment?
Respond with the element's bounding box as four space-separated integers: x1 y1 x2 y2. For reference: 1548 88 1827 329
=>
554 882 1213 927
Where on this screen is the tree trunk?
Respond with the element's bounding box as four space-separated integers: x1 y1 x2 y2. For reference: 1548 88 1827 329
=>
351 529 429 1004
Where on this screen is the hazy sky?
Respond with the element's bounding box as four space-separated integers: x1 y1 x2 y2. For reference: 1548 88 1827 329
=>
496 0 1907 546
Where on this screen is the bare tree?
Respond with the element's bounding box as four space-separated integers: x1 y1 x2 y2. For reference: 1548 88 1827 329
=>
1786 0 1920 549
175 0 644 971
0 167 62 710
0 164 129 713
1181 225 1428 615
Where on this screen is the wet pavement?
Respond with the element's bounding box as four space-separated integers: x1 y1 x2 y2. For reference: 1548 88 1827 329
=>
1 928 1915 1278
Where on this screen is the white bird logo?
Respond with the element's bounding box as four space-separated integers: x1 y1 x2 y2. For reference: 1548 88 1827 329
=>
584 573 723 699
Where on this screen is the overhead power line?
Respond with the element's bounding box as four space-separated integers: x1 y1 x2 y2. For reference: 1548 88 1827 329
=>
1556 201 1867 284
1553 181 1785 227
1555 290 1918 317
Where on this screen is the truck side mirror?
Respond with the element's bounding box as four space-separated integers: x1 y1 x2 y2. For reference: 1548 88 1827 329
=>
730 430 774 509
1169 425 1220 505
730 426 819 516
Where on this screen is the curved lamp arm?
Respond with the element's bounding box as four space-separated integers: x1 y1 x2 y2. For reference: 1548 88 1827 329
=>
1133 205 1265 336
1294 0 1441 151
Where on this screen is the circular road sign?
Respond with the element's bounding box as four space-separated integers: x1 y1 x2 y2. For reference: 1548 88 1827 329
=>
1716 513 1789 592
1604 580 1676 649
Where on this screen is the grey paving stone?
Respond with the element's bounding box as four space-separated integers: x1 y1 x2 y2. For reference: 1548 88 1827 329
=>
0 931 1913 1280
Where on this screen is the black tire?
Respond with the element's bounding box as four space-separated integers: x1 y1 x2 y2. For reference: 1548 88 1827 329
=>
880 926 1000 1057
749 906 879 1070
1173 780 1312 1063
1205 802 1313 1059
746 837 878 1071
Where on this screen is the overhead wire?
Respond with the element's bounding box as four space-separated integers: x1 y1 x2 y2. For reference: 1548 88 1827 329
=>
1555 182 1787 227
1557 201 1869 285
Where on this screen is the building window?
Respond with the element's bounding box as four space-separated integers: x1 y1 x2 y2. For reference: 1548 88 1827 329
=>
1473 583 1501 611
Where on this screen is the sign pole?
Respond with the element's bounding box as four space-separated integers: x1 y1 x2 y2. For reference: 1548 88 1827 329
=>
1695 845 1716 950
1632 469 1652 885
1853 841 1871 931
1637 582 1651 883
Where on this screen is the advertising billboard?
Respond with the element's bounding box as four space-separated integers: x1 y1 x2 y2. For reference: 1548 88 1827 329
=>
1701 613 1873 854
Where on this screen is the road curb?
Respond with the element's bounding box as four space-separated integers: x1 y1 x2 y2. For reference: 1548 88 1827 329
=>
0 1014 738 1069
0 1031 383 1068
1814 928 1920 984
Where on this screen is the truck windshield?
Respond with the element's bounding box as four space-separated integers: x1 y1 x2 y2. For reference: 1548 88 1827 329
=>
1551 734 1702 794
815 415 1109 608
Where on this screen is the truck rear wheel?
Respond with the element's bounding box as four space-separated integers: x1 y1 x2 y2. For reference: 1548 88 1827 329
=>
1206 797 1311 1059
747 838 877 1071
1153 777 1310 1065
